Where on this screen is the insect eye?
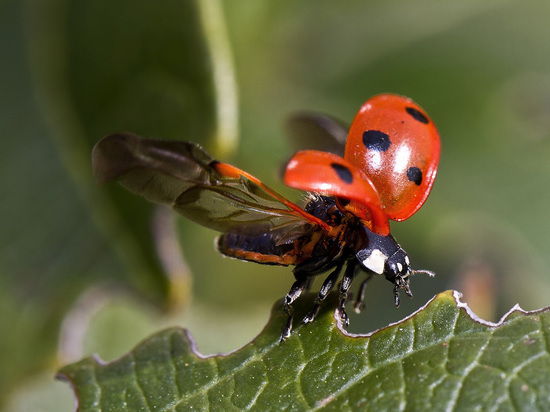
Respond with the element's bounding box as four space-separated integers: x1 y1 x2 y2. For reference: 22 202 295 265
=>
387 262 401 277
385 249 409 278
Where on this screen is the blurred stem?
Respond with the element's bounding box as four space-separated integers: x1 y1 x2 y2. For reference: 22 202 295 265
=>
153 207 192 310
196 0 239 156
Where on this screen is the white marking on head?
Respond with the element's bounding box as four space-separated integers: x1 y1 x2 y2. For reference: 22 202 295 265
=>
362 249 387 275
405 255 410 265
397 262 403 273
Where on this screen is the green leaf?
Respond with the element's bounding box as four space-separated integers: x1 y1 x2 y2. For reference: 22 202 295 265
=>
0 0 237 402
58 291 550 411
25 0 238 307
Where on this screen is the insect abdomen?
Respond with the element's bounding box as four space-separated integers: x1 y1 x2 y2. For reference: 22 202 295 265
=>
217 233 297 266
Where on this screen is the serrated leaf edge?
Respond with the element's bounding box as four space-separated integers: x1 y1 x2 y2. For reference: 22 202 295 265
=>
338 289 550 338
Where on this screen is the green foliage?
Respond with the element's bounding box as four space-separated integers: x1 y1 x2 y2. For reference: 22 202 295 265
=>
59 291 550 411
25 0 223 306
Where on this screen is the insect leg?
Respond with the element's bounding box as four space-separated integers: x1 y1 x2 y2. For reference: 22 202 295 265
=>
393 276 413 308
393 284 401 307
337 260 358 328
281 274 309 341
302 263 344 325
353 272 375 313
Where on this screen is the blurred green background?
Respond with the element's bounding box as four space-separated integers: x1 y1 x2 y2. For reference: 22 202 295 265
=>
2 0 550 410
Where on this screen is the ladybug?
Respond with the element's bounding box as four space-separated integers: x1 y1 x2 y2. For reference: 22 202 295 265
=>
92 93 440 341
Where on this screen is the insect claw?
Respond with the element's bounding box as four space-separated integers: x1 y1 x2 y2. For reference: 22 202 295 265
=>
339 308 350 328
353 301 365 314
353 274 372 314
303 304 321 324
280 315 293 342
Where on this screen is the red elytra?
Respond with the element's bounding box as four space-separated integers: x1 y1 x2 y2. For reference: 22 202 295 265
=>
345 94 441 221
285 94 440 234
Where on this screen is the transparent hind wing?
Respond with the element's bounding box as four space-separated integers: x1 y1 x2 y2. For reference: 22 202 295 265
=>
92 132 330 241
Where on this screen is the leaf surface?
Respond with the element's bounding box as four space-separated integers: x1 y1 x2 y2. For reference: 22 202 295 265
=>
59 291 550 411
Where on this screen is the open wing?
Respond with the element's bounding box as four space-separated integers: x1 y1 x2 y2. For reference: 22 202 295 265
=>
286 112 348 157
92 133 330 242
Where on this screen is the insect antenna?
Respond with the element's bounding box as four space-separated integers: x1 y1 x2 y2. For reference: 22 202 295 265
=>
411 269 436 278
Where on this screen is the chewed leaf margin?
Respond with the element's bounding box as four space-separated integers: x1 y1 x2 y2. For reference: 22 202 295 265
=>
340 289 550 337
57 291 550 411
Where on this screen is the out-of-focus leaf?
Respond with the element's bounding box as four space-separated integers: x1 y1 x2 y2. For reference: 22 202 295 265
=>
25 0 237 308
5 373 74 412
59 291 550 411
0 0 235 403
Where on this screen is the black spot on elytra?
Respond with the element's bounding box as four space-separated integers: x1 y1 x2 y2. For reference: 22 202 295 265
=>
331 163 353 184
407 167 423 185
363 130 391 152
405 107 429 124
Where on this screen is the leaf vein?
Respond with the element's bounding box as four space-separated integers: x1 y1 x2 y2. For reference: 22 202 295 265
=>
295 334 314 409
244 379 268 410
491 350 546 412
397 358 407 411
132 352 155 412
170 339 279 409
444 332 492 410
